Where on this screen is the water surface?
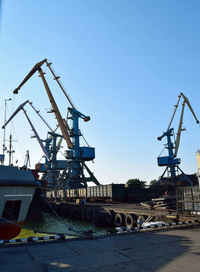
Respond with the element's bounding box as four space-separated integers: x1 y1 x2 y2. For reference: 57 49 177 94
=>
16 212 107 239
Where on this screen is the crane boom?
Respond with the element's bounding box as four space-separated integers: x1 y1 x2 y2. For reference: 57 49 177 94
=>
2 100 29 128
13 59 73 149
37 68 73 149
174 100 185 157
181 92 199 124
174 93 199 157
167 92 199 132
2 100 50 161
13 59 47 94
22 108 51 161
167 93 182 131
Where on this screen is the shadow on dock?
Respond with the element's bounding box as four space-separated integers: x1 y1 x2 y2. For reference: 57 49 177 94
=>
1 228 198 272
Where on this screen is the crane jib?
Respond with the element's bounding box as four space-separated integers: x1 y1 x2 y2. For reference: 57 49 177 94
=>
12 59 73 149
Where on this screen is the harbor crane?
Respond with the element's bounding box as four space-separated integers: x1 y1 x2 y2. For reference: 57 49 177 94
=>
157 92 199 185
12 59 100 189
2 99 66 186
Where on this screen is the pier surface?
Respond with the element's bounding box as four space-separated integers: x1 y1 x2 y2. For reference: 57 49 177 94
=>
1 227 200 272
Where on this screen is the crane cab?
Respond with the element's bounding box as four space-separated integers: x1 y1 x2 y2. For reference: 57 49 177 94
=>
157 156 181 167
80 147 95 161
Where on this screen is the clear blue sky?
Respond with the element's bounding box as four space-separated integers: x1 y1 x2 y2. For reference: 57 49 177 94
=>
0 0 200 184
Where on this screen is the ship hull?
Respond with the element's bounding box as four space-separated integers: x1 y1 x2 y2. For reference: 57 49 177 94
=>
0 221 23 240
0 166 38 240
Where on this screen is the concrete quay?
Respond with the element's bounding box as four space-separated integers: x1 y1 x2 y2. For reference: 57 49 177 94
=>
1 227 200 272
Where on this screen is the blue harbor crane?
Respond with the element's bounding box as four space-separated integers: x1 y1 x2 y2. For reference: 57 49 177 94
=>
157 92 199 185
10 59 100 189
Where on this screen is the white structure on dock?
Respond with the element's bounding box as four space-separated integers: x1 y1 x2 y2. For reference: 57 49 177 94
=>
196 150 200 183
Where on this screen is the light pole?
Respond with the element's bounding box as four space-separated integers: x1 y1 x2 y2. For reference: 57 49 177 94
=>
2 98 12 164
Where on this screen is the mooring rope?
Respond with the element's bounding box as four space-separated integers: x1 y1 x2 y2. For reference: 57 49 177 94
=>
0 192 96 239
